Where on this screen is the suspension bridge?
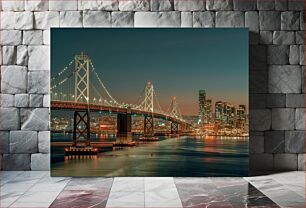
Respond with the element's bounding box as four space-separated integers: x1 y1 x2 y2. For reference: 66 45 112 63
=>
51 53 191 148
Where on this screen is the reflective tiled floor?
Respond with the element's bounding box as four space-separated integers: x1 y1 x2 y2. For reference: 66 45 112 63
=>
1 171 304 208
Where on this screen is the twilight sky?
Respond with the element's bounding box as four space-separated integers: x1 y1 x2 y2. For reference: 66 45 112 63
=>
51 28 248 116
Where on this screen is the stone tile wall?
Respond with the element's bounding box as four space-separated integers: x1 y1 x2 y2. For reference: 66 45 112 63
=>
0 0 304 172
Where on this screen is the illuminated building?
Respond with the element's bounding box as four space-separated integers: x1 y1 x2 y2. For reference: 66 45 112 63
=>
198 90 206 123
215 101 224 124
236 105 246 130
225 103 235 126
204 99 212 123
215 101 235 127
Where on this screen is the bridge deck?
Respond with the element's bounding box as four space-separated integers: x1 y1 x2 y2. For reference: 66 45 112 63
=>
51 100 188 125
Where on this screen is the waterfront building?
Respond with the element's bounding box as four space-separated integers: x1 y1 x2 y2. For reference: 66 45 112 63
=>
198 90 206 123
215 101 224 124
236 104 246 130
227 104 236 127
204 99 212 123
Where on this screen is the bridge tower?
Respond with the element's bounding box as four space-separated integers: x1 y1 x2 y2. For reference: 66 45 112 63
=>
143 81 154 112
143 81 154 136
72 53 91 147
168 96 181 119
169 97 181 134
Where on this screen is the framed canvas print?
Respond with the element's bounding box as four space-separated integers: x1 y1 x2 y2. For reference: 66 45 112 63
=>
51 28 249 177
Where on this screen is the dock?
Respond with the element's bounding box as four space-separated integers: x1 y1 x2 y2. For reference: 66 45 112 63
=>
51 142 114 148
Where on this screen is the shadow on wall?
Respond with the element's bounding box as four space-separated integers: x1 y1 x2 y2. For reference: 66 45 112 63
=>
248 30 305 175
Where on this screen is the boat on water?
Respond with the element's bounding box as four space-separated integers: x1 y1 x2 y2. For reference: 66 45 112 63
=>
139 137 159 141
64 146 98 156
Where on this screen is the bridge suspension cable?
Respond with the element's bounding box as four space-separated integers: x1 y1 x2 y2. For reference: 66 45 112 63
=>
89 60 122 107
51 52 185 122
167 96 182 119
51 58 74 82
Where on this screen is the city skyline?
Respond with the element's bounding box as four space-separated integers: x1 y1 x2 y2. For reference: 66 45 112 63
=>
52 28 248 115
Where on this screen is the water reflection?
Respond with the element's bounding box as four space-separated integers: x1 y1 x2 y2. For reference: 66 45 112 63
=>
51 134 248 177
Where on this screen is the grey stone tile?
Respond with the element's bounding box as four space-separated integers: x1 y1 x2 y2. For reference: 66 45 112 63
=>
250 45 267 68
216 11 244 27
17 45 28 66
264 131 285 153
286 94 304 107
15 94 29 107
266 94 286 108
250 70 268 93
78 0 118 11
28 71 50 94
281 11 300 30
275 0 287 11
233 0 257 10
83 11 111 27
249 109 271 131
245 11 258 32
295 108 305 130
181 12 192 27
0 108 20 130
249 135 264 154
288 0 304 11
269 65 301 93
119 0 150 11
259 11 281 31
31 153 50 170
174 0 205 11
0 94 14 107
0 131 9 154
206 0 233 10
285 130 304 153
298 154 305 170
10 131 38 153
272 108 295 130
2 45 17 65
1 66 27 94
150 0 173 11
38 131 50 153
250 154 273 170
289 45 300 64
250 94 266 109
295 31 304 44
267 45 289 64
60 11 82 27
274 153 297 170
257 0 274 10
3 154 31 170
273 31 295 45
259 31 272 44
112 12 134 27
193 12 215 27
299 45 304 65
29 94 44 107
21 108 49 131
134 12 180 27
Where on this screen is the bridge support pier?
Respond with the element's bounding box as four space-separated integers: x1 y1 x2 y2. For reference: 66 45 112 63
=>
117 113 132 137
171 122 179 134
180 123 186 131
144 115 154 136
73 110 90 147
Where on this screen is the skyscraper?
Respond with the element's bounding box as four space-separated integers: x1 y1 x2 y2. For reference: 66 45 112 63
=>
227 104 235 126
204 99 212 123
215 101 224 123
198 90 206 122
236 105 246 130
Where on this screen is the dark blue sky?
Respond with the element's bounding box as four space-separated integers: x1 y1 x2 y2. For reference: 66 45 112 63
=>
51 28 248 115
